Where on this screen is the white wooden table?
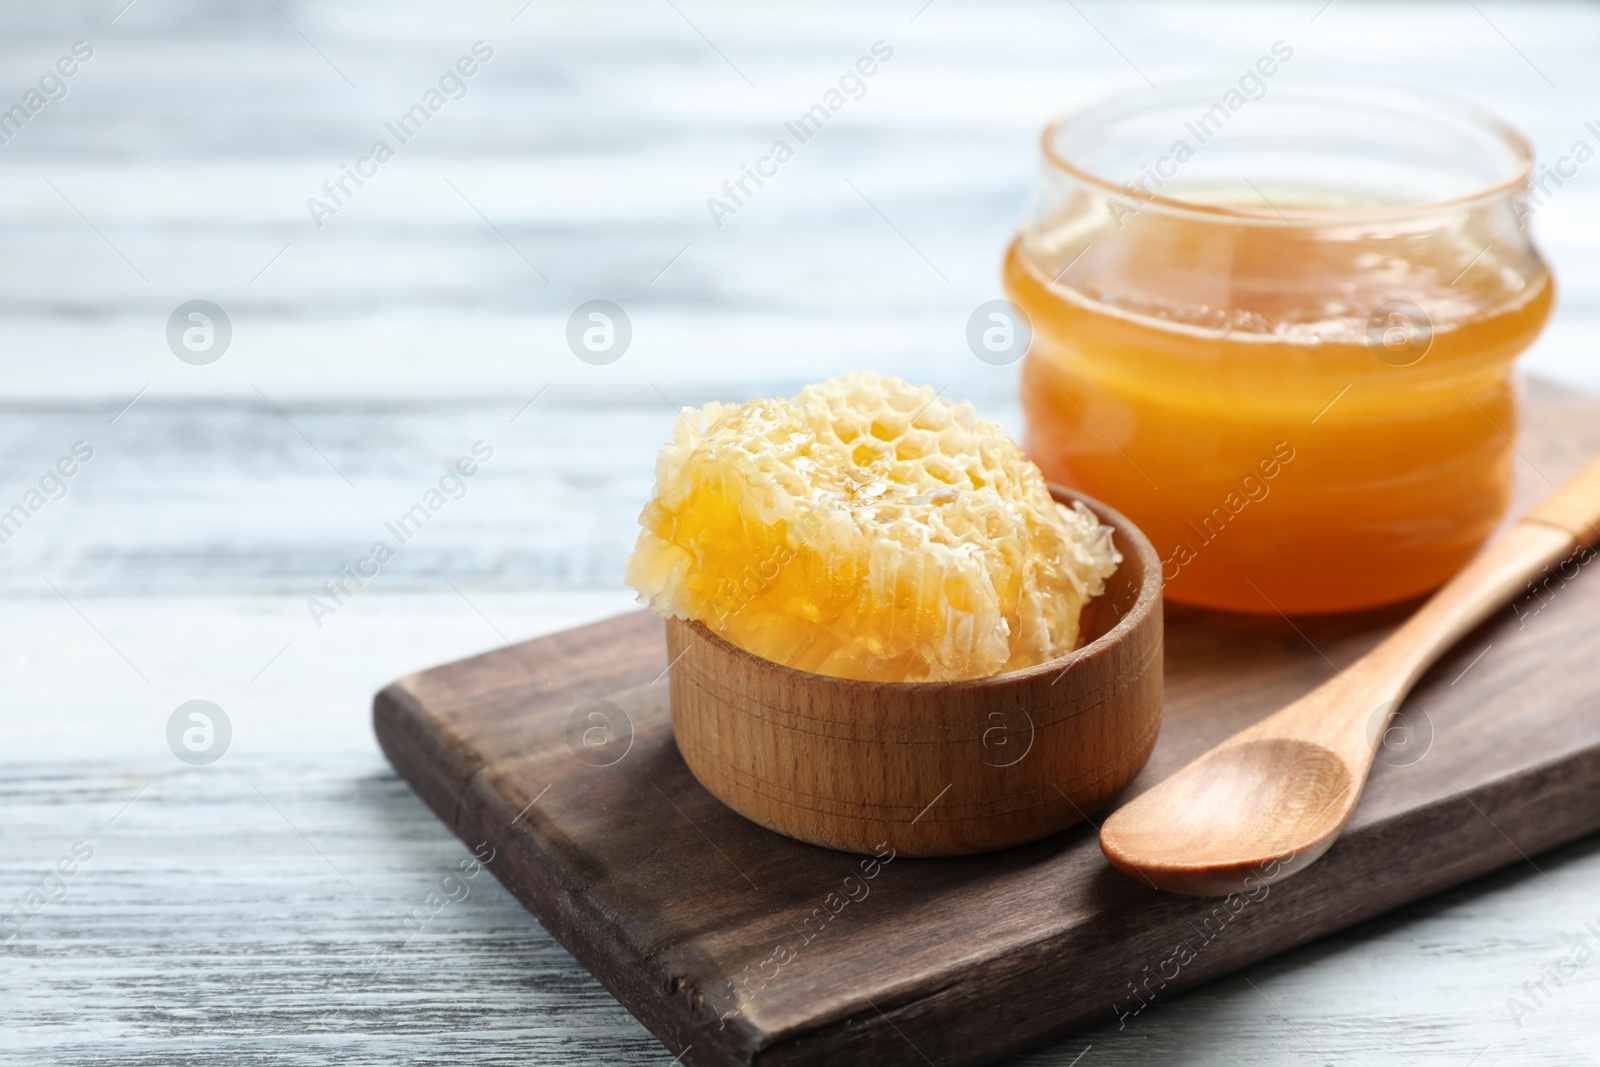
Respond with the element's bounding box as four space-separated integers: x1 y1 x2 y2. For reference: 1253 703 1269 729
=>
3 2 1599 1063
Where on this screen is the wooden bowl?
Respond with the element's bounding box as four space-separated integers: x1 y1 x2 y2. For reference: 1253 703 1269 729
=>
665 487 1163 857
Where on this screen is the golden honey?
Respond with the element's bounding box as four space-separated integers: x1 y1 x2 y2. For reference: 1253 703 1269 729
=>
1008 217 1553 614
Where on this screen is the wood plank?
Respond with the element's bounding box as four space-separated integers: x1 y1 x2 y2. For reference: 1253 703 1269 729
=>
5 0 1600 1060
4 2 1600 403
376 382 1600 1065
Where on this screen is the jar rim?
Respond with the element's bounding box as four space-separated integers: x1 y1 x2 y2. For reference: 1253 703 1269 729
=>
1040 81 1534 224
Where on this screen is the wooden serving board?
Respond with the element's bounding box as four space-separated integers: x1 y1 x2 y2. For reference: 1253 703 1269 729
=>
375 380 1600 1067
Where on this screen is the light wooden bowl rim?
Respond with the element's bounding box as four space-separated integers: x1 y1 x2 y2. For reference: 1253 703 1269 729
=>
678 484 1160 694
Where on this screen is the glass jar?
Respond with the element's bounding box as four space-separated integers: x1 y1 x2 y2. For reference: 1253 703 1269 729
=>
1006 82 1553 614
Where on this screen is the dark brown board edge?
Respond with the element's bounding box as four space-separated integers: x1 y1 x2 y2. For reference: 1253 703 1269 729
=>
453 757 767 1067
750 743 1600 1066
374 670 760 1066
372 612 670 835
373 679 471 835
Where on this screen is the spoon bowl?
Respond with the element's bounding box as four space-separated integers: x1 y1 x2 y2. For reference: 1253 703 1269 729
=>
1101 737 1356 896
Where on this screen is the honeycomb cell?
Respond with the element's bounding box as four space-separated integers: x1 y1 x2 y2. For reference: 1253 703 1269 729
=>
625 373 1120 682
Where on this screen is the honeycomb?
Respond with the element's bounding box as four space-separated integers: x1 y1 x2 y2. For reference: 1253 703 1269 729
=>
625 373 1121 682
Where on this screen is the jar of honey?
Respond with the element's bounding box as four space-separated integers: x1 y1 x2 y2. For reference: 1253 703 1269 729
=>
1007 82 1553 614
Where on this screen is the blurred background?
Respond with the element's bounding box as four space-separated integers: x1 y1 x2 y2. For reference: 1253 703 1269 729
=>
4 2 1599 1064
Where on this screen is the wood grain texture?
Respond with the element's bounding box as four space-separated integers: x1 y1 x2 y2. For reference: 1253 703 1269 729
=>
667 487 1162 856
7 1 1600 1063
375 387 1600 1067
3 1 1600 407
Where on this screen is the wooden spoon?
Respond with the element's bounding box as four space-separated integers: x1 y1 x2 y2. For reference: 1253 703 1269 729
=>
1100 456 1600 896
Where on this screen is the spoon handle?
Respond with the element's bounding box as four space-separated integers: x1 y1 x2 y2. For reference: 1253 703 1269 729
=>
1525 454 1600 545
1385 457 1600 690
1303 455 1600 754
